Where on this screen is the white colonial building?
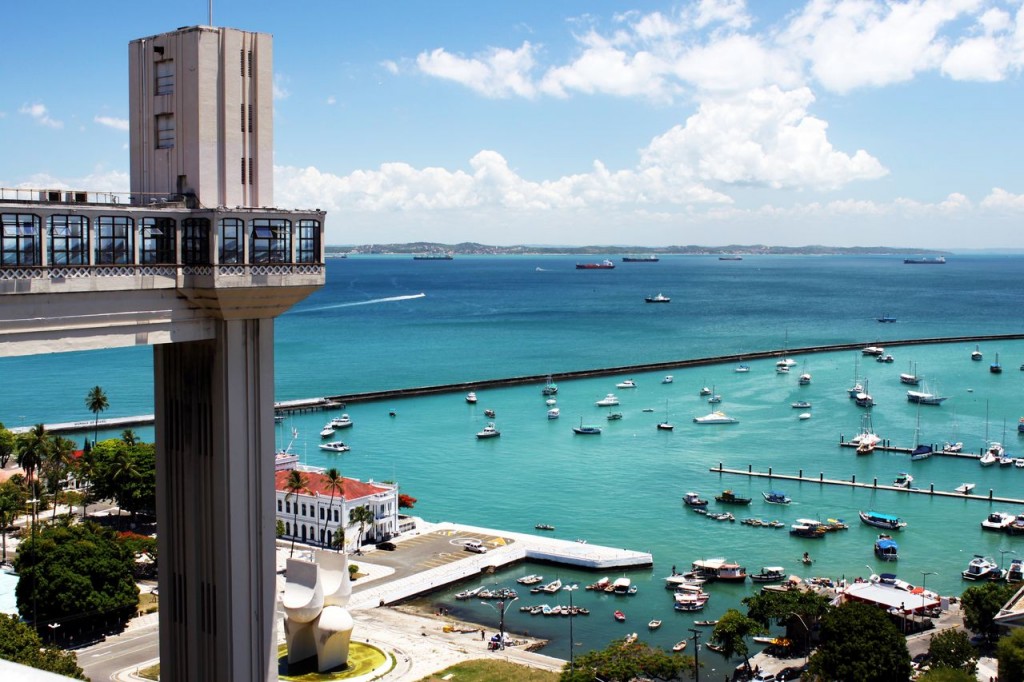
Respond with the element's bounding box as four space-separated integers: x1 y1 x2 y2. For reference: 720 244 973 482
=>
274 466 399 552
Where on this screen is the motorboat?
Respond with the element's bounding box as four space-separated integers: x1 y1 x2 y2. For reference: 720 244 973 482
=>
962 555 1003 581
776 364 791 375
612 577 632 594
319 441 350 453
954 482 975 494
750 567 785 583
856 440 875 455
981 512 1015 532
971 345 983 361
607 412 623 421
715 490 752 505
862 346 885 356
693 620 718 627
330 414 353 429
874 535 899 561
945 441 964 453
762 491 791 504
980 443 1002 466
893 472 913 489
859 510 906 530
657 421 674 431
999 455 1016 467
484 409 495 418
319 424 336 438
534 524 555 531
547 407 560 419
776 358 797 368
476 422 501 439
644 293 671 303
662 375 674 384
466 392 478 404
665 573 706 590
699 385 712 396
682 492 709 507
545 398 557 406
798 412 812 420
734 364 750 373
595 393 619 407
693 411 738 424
877 354 895 363
616 379 638 388
1007 558 1024 583
792 401 812 409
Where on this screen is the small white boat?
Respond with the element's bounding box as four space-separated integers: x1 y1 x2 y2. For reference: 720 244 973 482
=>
545 398 557 406
616 379 638 388
963 555 1002 581
707 388 722 404
547 407 560 419
648 619 662 630
662 375 674 384
596 393 620 407
476 422 500 439
699 385 712 396
693 411 738 424
672 640 688 652
644 293 671 303
792 401 812 409
330 414 353 429
981 511 1015 531
954 482 975 494
893 472 913 489
734 364 750 373
971 345 983 361
657 421 674 431
320 424 336 438
862 346 885 356
799 412 811 420
798 371 811 385
466 392 478 404
319 441 350 453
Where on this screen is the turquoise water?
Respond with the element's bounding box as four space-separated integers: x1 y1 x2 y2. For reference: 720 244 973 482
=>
2 254 1024 658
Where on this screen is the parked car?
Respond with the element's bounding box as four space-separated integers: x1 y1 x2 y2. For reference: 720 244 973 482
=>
752 673 776 682
375 541 397 551
777 666 803 680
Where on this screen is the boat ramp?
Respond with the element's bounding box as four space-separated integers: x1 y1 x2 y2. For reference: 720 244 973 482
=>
708 463 1024 505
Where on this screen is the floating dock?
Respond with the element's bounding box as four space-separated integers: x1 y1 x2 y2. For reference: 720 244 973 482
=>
709 463 1024 504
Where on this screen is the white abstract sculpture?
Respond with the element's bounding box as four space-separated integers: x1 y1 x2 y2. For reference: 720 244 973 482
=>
281 550 354 672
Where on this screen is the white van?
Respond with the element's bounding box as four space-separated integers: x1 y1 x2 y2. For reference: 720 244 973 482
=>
464 539 487 553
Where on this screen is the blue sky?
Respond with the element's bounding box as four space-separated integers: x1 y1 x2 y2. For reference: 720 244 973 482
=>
3 1 1023 248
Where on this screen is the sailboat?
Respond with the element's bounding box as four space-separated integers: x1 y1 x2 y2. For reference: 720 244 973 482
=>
899 362 919 385
798 360 811 385
943 412 963 453
855 378 874 407
990 353 1002 374
707 385 721 404
910 404 933 460
847 354 863 398
657 401 674 430
776 330 797 371
971 345 982 361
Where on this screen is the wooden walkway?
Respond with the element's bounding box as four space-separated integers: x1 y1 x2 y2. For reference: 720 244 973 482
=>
708 463 1024 505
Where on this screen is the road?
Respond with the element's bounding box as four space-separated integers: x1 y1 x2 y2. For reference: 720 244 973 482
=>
78 619 159 682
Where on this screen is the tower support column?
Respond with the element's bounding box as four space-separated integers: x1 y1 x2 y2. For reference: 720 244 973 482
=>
154 318 277 681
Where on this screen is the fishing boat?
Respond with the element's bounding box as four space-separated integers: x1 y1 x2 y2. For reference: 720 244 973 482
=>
476 422 500 439
874 535 899 561
572 419 602 435
962 555 1003 581
750 566 785 583
542 375 558 395
954 482 975 494
318 441 350 453
693 411 738 424
596 393 620 406
683 492 709 507
644 293 671 303
859 510 907 530
715 490 752 505
762 491 791 504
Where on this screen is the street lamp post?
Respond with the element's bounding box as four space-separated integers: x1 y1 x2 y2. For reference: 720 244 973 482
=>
920 571 937 617
689 628 701 682
28 497 38 628
998 549 1016 572
788 611 811 662
481 597 518 650
566 583 579 672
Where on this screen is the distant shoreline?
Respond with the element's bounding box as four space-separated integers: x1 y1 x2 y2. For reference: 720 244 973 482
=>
326 243 953 257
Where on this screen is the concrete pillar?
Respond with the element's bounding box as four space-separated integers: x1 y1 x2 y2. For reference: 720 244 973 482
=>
155 318 276 682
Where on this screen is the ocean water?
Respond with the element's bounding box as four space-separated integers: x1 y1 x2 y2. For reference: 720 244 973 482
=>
2 253 1024 662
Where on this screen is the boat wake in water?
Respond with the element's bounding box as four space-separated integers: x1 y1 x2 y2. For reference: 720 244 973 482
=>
292 292 426 314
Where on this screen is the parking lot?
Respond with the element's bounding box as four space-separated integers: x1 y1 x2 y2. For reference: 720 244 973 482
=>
353 529 516 587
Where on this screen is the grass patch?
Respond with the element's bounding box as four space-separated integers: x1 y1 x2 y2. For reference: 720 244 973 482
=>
137 592 159 615
137 663 160 680
418 659 561 682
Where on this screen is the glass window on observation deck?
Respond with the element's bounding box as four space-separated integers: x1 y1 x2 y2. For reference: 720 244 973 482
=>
96 216 133 264
296 219 320 263
2 213 41 266
48 215 89 265
250 218 291 263
182 218 210 265
218 217 244 264
140 217 176 264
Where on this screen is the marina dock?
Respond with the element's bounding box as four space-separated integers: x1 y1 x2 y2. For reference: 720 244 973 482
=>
349 521 653 609
708 463 1024 505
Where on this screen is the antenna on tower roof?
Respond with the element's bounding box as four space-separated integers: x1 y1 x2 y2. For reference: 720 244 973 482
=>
209 0 213 26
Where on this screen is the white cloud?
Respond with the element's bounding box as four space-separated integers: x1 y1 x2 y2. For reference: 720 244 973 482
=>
326 96 336 105
273 73 290 100
639 87 887 190
693 0 753 30
539 30 674 100
12 168 129 192
19 103 63 129
671 34 802 93
94 115 129 131
416 42 538 98
981 187 1024 210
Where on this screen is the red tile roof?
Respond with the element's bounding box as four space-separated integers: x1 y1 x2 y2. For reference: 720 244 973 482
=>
274 470 389 501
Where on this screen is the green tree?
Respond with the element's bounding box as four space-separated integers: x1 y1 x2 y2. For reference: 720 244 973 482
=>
927 628 977 674
560 637 692 681
43 436 77 521
323 467 345 551
960 581 1017 642
88 438 156 522
0 422 15 469
85 385 109 446
917 668 977 682
0 613 86 679
0 479 26 565
997 627 1024 682
16 424 50 523
14 521 139 640
276 519 285 538
284 469 308 558
349 504 374 554
121 428 138 446
711 608 767 673
743 585 831 653
808 601 912 682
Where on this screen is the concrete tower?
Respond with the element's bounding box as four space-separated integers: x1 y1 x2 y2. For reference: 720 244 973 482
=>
1 24 325 682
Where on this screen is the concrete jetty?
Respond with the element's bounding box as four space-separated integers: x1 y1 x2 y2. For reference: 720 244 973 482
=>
348 521 653 609
709 463 1024 505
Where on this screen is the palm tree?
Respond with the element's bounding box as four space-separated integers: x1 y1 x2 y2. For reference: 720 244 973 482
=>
109 445 140 522
284 470 307 558
348 505 374 555
121 429 138 446
16 424 49 524
44 436 77 521
323 468 345 552
0 481 25 564
85 386 109 446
